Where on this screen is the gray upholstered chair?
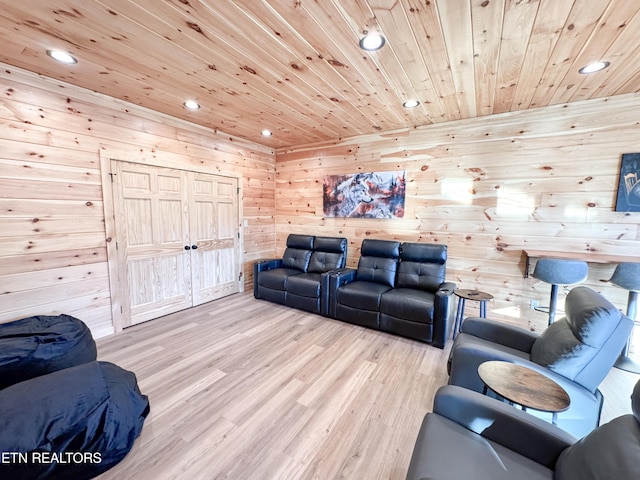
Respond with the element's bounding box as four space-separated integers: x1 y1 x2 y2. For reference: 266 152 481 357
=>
609 262 640 373
447 286 634 438
532 258 588 325
406 380 640 480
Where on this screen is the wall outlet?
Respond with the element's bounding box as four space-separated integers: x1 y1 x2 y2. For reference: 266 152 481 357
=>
530 299 539 310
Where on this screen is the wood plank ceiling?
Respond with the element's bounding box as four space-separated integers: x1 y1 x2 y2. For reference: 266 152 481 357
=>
0 0 639 149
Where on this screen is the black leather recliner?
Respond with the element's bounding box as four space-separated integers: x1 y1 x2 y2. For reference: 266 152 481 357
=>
286 236 348 315
254 234 348 315
380 242 455 347
330 239 455 348
330 239 401 329
254 234 315 305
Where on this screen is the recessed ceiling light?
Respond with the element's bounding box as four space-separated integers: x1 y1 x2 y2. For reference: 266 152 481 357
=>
403 100 420 108
184 100 200 110
578 61 610 74
46 49 77 64
359 33 386 51
261 129 272 137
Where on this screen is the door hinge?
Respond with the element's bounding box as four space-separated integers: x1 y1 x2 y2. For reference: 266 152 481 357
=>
237 187 240 194
115 242 119 250
108 172 116 183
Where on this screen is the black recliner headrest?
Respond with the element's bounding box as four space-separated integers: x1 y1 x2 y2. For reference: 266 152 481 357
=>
314 237 347 254
361 239 400 258
286 234 314 250
401 243 447 264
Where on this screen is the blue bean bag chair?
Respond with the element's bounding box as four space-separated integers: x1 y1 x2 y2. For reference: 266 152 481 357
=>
0 361 150 479
0 314 97 390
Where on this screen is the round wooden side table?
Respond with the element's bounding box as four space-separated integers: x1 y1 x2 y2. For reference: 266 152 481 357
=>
453 288 493 339
478 360 570 425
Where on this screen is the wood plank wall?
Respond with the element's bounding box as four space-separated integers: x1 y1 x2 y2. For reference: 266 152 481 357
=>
275 94 640 329
0 64 276 338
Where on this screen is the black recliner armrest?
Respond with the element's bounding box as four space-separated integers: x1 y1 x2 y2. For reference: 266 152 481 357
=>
432 281 456 348
253 259 283 297
255 259 283 272
319 270 338 317
460 318 539 352
433 385 575 469
331 267 357 285
327 268 357 318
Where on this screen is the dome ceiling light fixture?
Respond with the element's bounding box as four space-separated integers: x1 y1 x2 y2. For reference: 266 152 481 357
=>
359 32 386 51
183 99 200 110
46 49 78 65
578 61 610 74
402 99 420 108
261 129 272 137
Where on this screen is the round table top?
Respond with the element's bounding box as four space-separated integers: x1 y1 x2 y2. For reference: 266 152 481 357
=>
478 361 570 413
454 288 494 302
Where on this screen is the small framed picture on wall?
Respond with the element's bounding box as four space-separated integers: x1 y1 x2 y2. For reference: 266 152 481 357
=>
615 153 640 212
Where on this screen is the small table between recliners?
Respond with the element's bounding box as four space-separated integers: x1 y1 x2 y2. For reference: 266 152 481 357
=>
453 289 493 339
478 360 570 425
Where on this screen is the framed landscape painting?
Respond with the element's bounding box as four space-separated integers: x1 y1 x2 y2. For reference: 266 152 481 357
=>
323 170 406 218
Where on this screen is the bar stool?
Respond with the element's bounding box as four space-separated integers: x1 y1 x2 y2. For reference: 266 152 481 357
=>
532 258 588 325
609 262 640 373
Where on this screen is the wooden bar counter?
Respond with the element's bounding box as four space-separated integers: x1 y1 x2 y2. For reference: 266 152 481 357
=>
523 250 640 278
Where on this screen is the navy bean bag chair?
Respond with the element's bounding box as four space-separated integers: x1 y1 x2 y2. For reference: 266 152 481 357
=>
0 361 150 479
0 314 97 390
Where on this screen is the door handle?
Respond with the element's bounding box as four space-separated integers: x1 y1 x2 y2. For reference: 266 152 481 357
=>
184 245 191 250
191 245 198 250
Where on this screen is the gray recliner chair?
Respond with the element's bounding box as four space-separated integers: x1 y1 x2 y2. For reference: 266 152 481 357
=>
448 286 633 438
406 379 640 480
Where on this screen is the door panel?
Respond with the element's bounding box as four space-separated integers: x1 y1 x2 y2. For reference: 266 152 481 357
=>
123 198 153 245
113 161 192 326
190 173 239 305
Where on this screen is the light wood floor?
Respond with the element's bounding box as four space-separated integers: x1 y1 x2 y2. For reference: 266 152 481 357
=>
95 292 639 480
